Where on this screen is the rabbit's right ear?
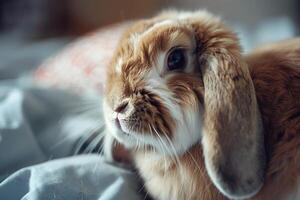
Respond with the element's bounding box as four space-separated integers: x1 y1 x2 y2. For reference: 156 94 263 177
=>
183 11 266 199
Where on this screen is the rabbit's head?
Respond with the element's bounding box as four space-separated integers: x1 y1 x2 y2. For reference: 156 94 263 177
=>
103 10 265 199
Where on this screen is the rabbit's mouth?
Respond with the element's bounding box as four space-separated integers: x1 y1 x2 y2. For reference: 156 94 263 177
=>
114 117 132 136
115 116 144 137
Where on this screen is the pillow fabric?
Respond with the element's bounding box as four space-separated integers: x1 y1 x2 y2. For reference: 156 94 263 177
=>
34 23 130 94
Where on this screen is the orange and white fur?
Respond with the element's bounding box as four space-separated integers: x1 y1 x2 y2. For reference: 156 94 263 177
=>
102 10 300 200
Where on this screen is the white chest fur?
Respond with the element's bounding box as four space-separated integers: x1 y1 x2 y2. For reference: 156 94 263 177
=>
134 151 192 200
133 147 225 200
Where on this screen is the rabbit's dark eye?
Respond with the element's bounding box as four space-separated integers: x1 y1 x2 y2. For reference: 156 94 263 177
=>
167 48 186 71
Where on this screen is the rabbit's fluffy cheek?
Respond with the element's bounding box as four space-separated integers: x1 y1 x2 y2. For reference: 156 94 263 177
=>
103 75 203 155
103 90 176 150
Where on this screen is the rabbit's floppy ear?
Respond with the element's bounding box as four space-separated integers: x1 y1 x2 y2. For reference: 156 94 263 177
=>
186 11 266 199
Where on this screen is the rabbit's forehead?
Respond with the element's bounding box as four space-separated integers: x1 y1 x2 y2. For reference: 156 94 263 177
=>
114 19 194 75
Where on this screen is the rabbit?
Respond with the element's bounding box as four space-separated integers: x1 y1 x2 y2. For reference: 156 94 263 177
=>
102 10 300 200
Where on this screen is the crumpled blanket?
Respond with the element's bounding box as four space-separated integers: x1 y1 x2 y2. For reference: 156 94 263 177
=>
0 80 142 200
0 155 142 200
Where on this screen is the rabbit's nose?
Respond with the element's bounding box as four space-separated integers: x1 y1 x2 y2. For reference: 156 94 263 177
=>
114 101 129 113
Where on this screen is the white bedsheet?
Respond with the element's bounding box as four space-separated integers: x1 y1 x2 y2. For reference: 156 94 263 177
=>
0 155 142 200
0 80 143 200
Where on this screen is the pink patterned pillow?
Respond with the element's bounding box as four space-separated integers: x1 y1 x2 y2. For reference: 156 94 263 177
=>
34 23 130 94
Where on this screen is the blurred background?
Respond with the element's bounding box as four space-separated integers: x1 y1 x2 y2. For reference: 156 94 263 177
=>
0 0 299 77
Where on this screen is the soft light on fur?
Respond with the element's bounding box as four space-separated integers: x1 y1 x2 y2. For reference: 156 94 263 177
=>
103 10 300 200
